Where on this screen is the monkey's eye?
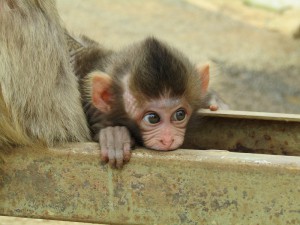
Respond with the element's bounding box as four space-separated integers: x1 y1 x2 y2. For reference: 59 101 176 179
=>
143 112 161 124
172 109 186 121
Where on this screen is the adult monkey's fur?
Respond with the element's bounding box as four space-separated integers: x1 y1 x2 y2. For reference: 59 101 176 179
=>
0 0 90 147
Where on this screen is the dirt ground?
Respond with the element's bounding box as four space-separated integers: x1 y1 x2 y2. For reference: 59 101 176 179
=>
1 0 300 224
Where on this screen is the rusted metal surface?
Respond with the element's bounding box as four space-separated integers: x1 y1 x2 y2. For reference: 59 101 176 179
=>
183 110 300 156
1 143 299 224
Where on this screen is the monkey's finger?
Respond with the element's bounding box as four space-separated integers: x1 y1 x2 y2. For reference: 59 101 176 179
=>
115 150 124 169
123 143 131 163
120 126 131 142
120 127 131 163
105 127 117 168
100 146 109 163
209 105 219 111
120 126 131 162
108 147 117 168
108 143 117 169
114 127 124 169
99 130 109 162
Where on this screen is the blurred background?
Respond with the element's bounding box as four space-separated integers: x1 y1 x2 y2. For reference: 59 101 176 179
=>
1 0 300 224
57 0 300 114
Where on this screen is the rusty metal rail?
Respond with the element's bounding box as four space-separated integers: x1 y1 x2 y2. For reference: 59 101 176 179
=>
0 110 300 224
184 110 300 156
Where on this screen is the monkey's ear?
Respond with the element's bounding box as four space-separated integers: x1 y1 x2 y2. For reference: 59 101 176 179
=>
197 63 210 96
90 71 113 113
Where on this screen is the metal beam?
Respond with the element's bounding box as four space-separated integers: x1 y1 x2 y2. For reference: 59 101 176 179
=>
183 110 300 156
1 110 300 224
1 143 299 224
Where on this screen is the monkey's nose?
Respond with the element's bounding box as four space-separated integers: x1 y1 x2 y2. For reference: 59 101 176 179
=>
160 138 174 149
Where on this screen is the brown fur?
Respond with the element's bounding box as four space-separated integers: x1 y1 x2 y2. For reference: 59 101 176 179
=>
0 0 90 148
67 34 144 144
128 37 202 109
68 35 205 146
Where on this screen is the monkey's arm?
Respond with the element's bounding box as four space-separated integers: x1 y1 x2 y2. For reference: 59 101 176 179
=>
67 34 137 168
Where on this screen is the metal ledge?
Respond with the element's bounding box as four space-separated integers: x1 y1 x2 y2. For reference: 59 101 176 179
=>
0 143 299 224
1 110 300 224
183 110 300 156
200 109 300 122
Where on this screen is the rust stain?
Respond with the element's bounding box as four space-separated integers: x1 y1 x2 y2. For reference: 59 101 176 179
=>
264 135 272 141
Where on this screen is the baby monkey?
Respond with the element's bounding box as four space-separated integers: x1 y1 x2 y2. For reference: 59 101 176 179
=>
68 35 222 168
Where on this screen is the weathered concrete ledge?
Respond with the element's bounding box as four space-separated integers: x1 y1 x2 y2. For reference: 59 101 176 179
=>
1 143 299 224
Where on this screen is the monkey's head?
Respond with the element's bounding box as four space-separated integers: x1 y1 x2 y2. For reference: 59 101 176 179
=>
88 37 209 151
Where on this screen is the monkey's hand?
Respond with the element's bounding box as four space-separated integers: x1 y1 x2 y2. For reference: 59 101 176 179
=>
99 126 132 169
205 90 229 111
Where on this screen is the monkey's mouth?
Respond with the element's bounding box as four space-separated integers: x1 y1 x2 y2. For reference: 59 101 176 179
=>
147 143 182 151
150 148 178 152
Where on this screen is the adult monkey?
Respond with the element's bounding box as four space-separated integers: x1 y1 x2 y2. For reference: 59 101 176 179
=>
0 0 90 148
67 35 229 168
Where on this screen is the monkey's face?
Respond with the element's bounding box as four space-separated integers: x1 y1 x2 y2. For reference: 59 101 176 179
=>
126 97 192 151
89 61 211 152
